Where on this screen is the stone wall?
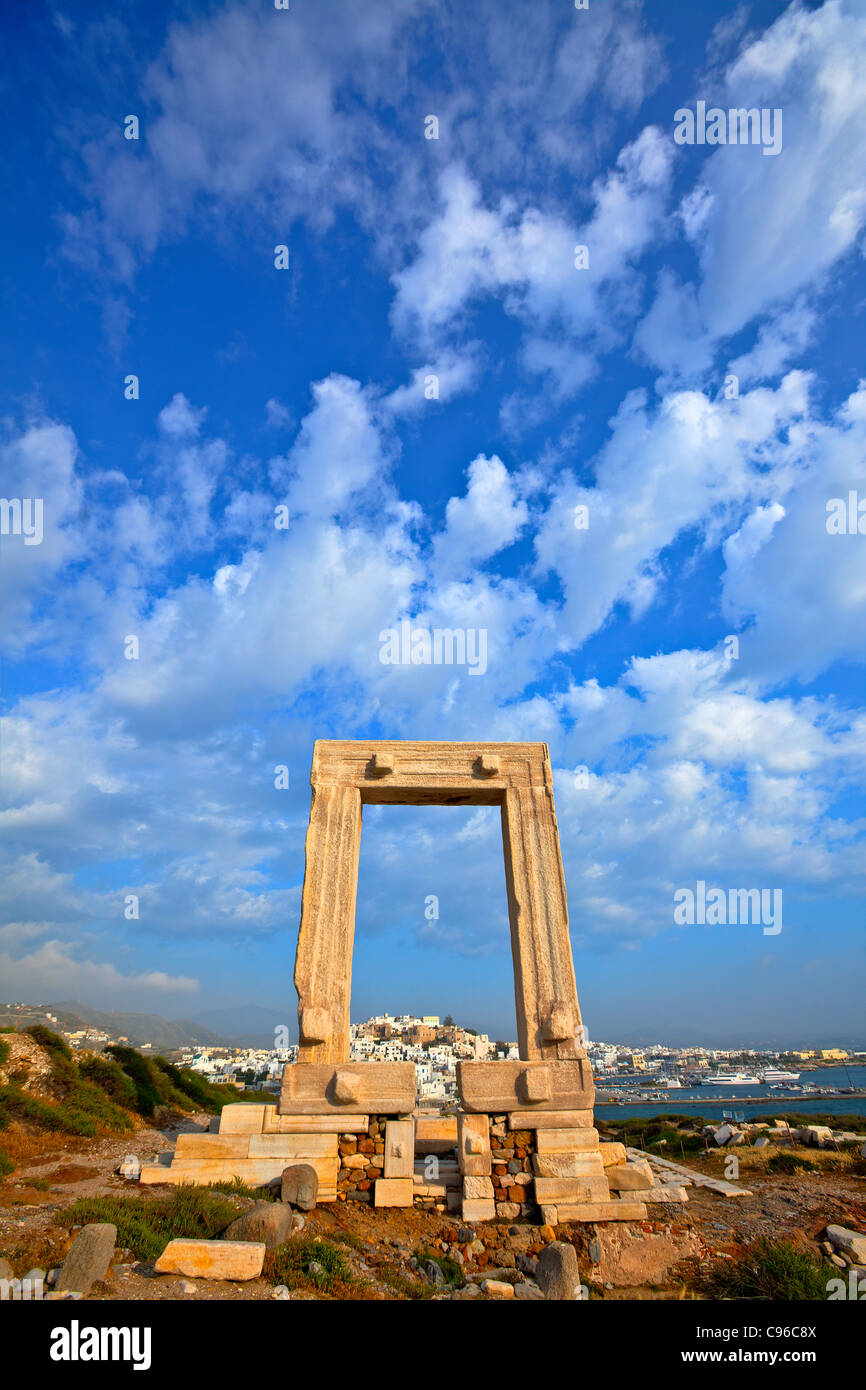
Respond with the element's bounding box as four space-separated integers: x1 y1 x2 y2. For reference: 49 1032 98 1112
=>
336 1115 388 1202
490 1116 538 1220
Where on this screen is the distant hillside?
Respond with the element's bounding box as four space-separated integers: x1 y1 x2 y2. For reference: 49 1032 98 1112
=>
0 1001 228 1051
193 1004 295 1049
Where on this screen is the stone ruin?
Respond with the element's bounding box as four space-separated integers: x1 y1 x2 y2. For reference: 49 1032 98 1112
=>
143 740 671 1223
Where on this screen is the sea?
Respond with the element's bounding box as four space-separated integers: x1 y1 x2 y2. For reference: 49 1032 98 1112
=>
595 1065 866 1123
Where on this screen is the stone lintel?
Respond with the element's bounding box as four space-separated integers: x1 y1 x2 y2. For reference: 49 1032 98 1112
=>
279 1062 415 1115
458 1059 594 1113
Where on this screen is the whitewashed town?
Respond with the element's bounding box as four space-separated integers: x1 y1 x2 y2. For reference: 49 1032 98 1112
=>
172 1014 861 1105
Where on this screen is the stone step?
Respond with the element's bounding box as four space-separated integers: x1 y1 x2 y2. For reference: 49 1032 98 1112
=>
264 1111 369 1134
140 1155 337 1196
175 1131 337 1160
542 1200 648 1223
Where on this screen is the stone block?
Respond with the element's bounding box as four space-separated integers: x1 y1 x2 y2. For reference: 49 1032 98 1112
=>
457 1113 491 1175
534 1175 610 1203
536 1127 600 1152
374 1178 414 1208
509 1110 595 1130
263 1111 368 1134
55 1224 116 1294
461 1198 496 1223
463 1175 495 1200
606 1161 654 1192
536 1241 580 1300
279 1062 415 1115
553 1200 648 1222
496 1202 521 1220
139 1154 337 1196
249 1133 338 1159
458 1060 593 1113
599 1142 627 1167
532 1152 605 1179
217 1104 268 1135
154 1239 265 1281
640 1186 689 1203
384 1119 415 1178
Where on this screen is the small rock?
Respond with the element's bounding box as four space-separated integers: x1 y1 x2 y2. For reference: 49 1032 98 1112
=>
588 1238 601 1263
118 1154 141 1180
179 1280 197 1294
291 1213 305 1232
425 1260 445 1287
451 1284 480 1299
281 1164 318 1211
514 1281 545 1300
482 1278 514 1299
826 1226 866 1264
56 1223 117 1295
272 1285 291 1300
308 1260 324 1279
222 1202 294 1249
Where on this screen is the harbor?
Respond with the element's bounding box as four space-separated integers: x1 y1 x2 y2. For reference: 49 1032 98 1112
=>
594 1064 866 1121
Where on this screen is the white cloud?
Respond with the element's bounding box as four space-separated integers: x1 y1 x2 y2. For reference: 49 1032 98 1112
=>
640 0 866 372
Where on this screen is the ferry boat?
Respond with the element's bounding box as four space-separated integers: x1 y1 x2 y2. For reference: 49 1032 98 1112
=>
760 1068 800 1083
699 1071 761 1086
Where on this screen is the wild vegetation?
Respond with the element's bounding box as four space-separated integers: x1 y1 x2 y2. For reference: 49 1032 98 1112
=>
0 1026 269 1178
59 1187 245 1262
707 1238 828 1301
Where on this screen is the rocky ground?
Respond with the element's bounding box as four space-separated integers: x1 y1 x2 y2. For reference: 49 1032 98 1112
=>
2 1112 864 1300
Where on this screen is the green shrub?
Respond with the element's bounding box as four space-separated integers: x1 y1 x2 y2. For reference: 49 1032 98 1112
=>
764 1151 818 1175
203 1177 275 1202
265 1236 353 1294
0 1147 13 1180
60 1186 242 1262
380 1267 436 1300
104 1047 179 1116
0 1038 9 1068
78 1054 138 1109
415 1245 464 1287
709 1238 827 1300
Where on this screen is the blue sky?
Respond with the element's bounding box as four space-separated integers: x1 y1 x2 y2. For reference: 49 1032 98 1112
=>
1 0 864 1047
